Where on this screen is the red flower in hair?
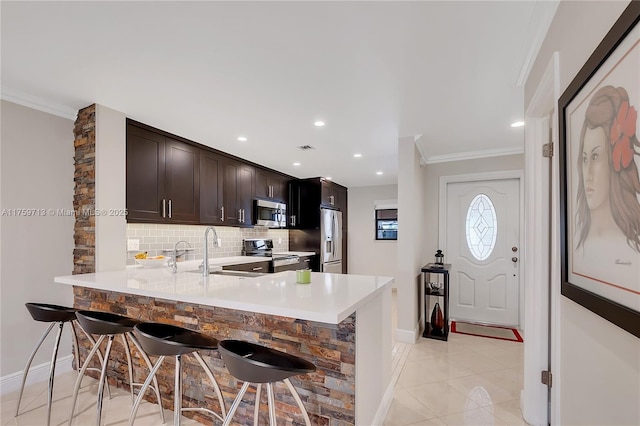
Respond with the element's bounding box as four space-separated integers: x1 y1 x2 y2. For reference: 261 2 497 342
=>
610 101 637 172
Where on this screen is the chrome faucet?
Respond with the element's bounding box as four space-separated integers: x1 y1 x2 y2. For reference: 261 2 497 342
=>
201 226 219 276
170 240 192 273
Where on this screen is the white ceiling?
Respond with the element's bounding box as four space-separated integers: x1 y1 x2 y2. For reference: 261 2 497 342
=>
1 1 558 188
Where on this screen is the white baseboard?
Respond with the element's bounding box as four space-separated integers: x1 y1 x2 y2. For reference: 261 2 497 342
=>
395 321 420 344
0 355 73 396
372 376 397 425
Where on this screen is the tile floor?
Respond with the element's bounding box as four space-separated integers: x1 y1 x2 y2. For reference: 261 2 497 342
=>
1 371 200 426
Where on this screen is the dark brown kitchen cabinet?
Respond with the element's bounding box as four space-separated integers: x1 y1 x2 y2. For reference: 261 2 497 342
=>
126 122 199 223
256 169 287 202
223 260 270 273
321 179 345 209
199 149 224 224
221 158 254 226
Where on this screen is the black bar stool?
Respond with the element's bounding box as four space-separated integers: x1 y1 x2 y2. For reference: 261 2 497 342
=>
129 322 226 426
15 303 79 426
68 311 164 426
218 340 316 426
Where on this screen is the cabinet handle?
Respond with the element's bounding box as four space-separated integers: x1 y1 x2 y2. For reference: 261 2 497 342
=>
252 266 263 271
220 206 224 222
162 199 167 218
242 209 245 223
168 199 172 218
304 258 310 263
329 195 335 205
290 215 296 227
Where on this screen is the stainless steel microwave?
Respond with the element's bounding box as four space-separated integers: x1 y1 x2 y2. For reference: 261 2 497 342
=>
254 199 287 228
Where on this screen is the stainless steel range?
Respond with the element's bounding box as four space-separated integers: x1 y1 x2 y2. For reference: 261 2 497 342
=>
242 239 301 272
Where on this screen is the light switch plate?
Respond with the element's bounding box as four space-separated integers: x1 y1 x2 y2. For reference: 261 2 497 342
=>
127 239 140 251
217 238 222 247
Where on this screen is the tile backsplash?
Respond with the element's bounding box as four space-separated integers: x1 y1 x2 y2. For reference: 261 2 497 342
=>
126 224 289 265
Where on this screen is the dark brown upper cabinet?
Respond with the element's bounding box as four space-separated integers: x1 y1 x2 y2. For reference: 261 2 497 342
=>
255 168 287 202
126 122 199 223
221 157 255 226
199 149 224 225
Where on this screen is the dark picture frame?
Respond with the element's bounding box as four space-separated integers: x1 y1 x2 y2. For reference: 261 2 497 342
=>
559 1 640 338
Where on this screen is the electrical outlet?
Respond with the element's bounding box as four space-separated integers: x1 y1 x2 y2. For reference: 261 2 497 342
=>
127 239 140 251
217 238 222 247
278 237 282 244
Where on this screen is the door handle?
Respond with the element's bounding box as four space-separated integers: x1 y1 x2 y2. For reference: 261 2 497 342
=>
512 257 518 263
162 199 166 218
168 199 172 218
220 206 224 222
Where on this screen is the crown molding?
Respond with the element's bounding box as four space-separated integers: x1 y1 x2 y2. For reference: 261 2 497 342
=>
516 1 560 86
424 146 524 165
1 87 78 120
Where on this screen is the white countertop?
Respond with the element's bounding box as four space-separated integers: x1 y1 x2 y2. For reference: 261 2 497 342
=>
54 259 393 324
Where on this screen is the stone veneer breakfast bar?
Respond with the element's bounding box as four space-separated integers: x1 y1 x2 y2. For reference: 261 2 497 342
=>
55 263 393 425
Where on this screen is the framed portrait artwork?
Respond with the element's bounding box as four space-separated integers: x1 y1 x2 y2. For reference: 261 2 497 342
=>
559 1 640 338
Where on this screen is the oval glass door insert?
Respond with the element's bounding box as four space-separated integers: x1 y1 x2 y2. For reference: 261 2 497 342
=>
465 193 497 260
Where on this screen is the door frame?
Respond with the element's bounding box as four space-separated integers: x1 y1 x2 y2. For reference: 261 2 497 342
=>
522 51 560 426
438 170 525 328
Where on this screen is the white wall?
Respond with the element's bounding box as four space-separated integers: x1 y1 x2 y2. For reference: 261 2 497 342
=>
396 137 428 343
95 105 127 271
525 1 640 425
348 184 398 280
0 100 74 379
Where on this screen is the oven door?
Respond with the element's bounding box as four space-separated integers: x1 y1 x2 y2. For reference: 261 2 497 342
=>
254 199 286 228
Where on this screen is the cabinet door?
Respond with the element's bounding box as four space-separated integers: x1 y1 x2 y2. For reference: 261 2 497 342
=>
237 163 255 225
221 158 254 225
126 124 166 222
270 173 287 202
222 159 240 224
321 180 335 207
165 138 199 223
223 260 270 273
255 169 270 199
200 150 223 224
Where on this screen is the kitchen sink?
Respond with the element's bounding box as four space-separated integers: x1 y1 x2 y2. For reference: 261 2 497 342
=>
186 269 266 278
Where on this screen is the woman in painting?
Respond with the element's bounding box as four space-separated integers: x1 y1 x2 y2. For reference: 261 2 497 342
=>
575 85 640 261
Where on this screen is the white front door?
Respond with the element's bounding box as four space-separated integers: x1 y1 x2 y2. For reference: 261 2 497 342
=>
446 178 520 326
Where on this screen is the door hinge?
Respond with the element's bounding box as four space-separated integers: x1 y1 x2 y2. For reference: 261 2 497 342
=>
542 143 554 158
541 370 552 387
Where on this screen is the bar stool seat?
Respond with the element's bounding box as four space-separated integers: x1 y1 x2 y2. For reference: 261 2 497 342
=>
69 311 164 426
218 340 316 426
16 304 80 426
129 322 226 426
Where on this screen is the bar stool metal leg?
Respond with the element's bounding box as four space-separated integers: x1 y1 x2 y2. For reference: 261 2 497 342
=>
127 333 165 423
221 382 251 426
284 378 312 426
267 383 277 426
174 354 182 425
95 335 115 426
69 335 107 426
192 352 226 419
253 383 261 426
15 322 55 417
46 323 64 426
128 356 166 426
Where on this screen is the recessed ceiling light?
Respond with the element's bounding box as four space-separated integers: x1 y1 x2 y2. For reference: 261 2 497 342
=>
237 136 247 142
314 121 325 127
325 176 332 180
511 121 525 128
353 153 362 158
293 162 301 166
376 171 383 175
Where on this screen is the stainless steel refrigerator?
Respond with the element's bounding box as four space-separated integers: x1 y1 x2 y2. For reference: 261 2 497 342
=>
320 208 343 273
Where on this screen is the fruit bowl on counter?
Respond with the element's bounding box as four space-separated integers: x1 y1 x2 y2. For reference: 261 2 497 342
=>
135 254 170 268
